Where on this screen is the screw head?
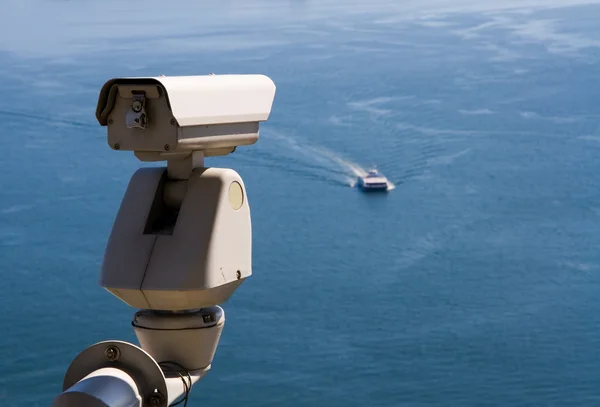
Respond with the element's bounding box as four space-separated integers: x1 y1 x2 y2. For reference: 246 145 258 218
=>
132 100 143 113
148 393 164 407
170 118 176 125
108 117 113 125
114 143 120 150
104 346 120 362
236 270 242 280
164 144 170 151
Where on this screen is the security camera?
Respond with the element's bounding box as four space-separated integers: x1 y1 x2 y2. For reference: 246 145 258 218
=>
97 74 277 311
95 74 276 160
52 74 277 407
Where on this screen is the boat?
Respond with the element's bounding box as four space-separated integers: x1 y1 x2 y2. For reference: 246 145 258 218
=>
357 169 390 191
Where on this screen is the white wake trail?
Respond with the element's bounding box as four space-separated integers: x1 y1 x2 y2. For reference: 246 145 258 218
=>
261 130 395 190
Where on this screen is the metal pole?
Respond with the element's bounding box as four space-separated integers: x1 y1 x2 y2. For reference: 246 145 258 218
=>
164 371 205 406
52 368 141 407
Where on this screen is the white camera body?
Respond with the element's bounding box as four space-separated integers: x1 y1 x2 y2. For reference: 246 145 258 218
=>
51 74 277 407
96 74 276 311
95 74 276 159
101 166 253 311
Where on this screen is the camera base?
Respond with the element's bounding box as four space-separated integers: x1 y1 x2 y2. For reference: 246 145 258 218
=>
52 307 223 407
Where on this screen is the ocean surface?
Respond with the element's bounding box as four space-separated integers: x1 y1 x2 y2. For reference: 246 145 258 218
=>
1 0 600 406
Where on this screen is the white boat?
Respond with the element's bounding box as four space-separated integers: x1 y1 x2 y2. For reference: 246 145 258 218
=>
357 169 389 191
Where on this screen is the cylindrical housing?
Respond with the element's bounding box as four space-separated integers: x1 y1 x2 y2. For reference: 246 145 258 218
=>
133 307 225 370
52 368 141 407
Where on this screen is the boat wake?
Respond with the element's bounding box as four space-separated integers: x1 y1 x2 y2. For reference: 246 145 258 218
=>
255 130 396 190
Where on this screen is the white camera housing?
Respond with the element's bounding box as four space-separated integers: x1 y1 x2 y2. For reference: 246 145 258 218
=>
101 166 253 311
51 74 277 407
95 74 276 159
96 74 277 311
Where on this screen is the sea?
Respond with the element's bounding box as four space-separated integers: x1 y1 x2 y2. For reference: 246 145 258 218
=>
1 0 600 406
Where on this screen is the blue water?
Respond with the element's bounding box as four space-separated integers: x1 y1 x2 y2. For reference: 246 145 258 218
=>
2 0 600 405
